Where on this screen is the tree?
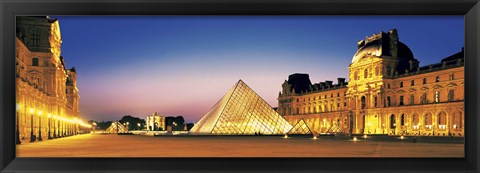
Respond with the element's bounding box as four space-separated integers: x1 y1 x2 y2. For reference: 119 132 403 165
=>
119 115 146 130
165 116 185 131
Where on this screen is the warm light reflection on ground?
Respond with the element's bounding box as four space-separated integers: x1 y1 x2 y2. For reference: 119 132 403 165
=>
16 134 464 157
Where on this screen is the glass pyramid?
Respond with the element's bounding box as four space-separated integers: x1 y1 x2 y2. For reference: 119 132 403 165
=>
287 118 313 135
189 80 293 135
103 122 129 133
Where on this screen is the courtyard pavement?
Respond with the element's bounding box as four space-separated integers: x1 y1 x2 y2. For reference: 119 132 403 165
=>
16 133 464 157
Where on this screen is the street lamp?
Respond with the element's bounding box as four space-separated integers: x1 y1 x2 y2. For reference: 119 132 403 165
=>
16 103 21 144
47 114 52 139
29 108 35 142
92 122 97 133
37 111 43 141
126 122 129 131
137 123 141 130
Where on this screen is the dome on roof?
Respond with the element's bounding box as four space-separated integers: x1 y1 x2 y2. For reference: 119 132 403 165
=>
351 30 414 64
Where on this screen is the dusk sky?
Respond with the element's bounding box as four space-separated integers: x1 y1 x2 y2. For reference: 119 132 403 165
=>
52 16 464 123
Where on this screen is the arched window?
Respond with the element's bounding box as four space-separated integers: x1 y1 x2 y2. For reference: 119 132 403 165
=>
390 114 396 128
399 96 404 106
423 78 427 84
452 110 462 129
424 112 432 127
412 114 419 127
400 114 405 126
361 96 366 109
438 111 446 125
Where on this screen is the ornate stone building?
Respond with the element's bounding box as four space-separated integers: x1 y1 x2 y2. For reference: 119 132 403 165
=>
146 112 166 131
278 29 464 137
15 16 87 144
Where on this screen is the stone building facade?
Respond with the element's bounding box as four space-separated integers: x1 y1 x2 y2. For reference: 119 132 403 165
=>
278 29 464 137
15 16 86 144
146 112 166 131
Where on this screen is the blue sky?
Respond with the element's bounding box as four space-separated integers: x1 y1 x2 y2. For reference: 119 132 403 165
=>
52 16 464 122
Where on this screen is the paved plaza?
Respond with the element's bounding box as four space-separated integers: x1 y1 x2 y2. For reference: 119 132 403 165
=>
16 134 464 157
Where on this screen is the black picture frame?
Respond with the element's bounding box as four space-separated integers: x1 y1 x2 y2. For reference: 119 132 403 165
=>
1 0 479 172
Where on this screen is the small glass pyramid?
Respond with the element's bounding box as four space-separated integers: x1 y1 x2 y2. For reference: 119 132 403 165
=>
103 122 129 133
189 80 293 135
287 118 313 135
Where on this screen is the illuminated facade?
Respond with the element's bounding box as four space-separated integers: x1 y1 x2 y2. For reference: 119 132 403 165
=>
190 80 293 135
146 112 166 131
15 16 89 144
278 29 464 136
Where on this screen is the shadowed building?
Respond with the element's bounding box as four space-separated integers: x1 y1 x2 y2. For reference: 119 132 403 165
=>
278 29 464 136
190 80 293 135
15 16 86 144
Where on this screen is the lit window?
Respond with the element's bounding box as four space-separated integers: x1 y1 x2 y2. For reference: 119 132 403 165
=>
435 91 440 103
436 76 440 82
450 74 454 80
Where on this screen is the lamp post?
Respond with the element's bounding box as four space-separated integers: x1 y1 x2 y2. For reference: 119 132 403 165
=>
29 108 35 142
47 114 52 139
16 104 21 144
37 111 43 141
126 122 129 131
137 123 141 130
93 122 97 133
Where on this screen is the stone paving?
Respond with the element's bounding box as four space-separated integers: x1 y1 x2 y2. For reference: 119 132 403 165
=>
16 133 464 157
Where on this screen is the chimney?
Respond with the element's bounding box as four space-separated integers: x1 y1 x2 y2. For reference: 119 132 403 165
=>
388 29 398 57
337 78 346 86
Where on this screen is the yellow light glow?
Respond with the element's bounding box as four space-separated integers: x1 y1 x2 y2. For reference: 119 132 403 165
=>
400 136 404 140
47 114 51 118
29 108 34 114
313 136 317 140
353 137 358 141
16 103 21 111
363 134 367 138
38 111 43 116
284 134 288 138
